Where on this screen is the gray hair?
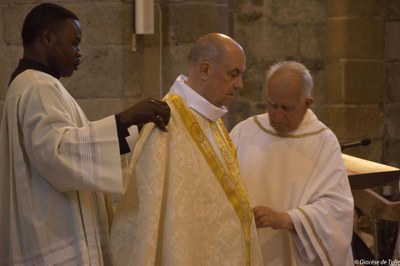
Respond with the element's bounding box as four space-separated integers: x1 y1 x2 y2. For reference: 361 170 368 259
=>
266 61 313 101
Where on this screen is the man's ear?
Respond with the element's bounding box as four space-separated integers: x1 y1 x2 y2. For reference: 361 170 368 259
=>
39 28 53 46
305 97 314 108
199 60 211 80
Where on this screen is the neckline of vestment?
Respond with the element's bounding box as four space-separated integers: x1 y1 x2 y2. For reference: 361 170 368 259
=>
253 111 328 139
9 59 60 85
169 74 227 122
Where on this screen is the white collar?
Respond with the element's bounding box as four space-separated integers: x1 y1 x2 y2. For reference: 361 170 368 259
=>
169 75 228 121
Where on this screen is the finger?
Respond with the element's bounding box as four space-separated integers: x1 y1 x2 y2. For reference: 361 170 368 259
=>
149 99 171 125
160 103 171 125
149 98 161 105
160 113 171 126
255 217 269 228
149 98 168 111
153 114 168 132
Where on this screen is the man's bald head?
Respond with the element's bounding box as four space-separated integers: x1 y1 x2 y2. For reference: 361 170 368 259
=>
185 33 246 107
187 33 243 67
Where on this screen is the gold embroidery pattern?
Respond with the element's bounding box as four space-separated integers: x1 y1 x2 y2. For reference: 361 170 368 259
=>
212 120 253 260
298 208 333 266
253 115 328 138
190 122 204 143
167 94 253 265
221 146 234 164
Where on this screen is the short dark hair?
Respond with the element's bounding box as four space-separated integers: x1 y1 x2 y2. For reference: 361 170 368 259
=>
22 3 79 47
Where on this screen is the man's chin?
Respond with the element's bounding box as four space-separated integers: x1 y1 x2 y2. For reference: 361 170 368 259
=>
62 70 75 77
271 124 289 135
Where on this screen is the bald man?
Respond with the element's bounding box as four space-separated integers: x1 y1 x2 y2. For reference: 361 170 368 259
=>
110 33 263 265
230 61 354 265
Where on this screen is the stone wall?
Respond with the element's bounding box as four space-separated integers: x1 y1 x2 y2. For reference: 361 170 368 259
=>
229 0 327 135
324 0 385 163
0 0 148 120
0 0 398 169
385 0 400 168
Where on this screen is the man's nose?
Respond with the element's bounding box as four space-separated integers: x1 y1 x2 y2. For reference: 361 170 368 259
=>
234 76 243 90
271 106 286 120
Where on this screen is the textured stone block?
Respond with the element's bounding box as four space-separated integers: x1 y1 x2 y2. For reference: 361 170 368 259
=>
83 3 131 45
385 103 400 139
324 104 384 140
63 47 125 98
162 44 192 91
385 21 400 60
167 3 230 44
237 58 273 102
342 59 383 104
236 22 298 58
0 46 22 100
226 99 265 130
311 103 325 122
0 7 4 45
141 46 165 99
325 17 384 59
0 101 3 120
387 0 400 20
299 24 326 60
2 5 30 45
385 61 400 101
325 59 383 104
167 0 228 3
386 140 400 168
268 0 326 24
310 67 325 103
226 99 252 129
324 59 343 103
327 0 384 17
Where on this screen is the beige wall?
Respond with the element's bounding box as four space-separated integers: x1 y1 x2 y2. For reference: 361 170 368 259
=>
325 0 385 163
0 0 399 169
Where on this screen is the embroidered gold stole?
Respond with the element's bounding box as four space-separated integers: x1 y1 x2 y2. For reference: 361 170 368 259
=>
168 94 253 265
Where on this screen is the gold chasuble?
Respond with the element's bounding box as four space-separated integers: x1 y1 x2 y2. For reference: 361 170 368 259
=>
110 77 263 266
169 95 253 265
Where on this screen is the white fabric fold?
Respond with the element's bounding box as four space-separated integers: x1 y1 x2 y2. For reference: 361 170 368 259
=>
0 70 129 265
230 110 354 266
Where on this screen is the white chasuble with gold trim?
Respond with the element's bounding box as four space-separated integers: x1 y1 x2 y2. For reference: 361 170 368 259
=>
110 75 263 266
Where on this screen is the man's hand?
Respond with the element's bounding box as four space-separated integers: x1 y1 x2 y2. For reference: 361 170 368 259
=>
118 98 171 131
253 206 295 232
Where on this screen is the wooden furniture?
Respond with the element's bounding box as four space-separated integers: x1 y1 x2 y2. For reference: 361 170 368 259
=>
343 154 400 258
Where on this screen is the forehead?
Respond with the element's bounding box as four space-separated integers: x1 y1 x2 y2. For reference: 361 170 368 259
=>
58 19 81 38
267 70 303 99
220 46 246 70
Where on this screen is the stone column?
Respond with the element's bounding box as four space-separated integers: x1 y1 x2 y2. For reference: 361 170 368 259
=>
324 0 385 162
384 1 400 168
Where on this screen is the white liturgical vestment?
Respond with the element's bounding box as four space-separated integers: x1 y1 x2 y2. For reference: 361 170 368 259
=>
0 70 133 265
230 111 354 266
110 75 263 266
